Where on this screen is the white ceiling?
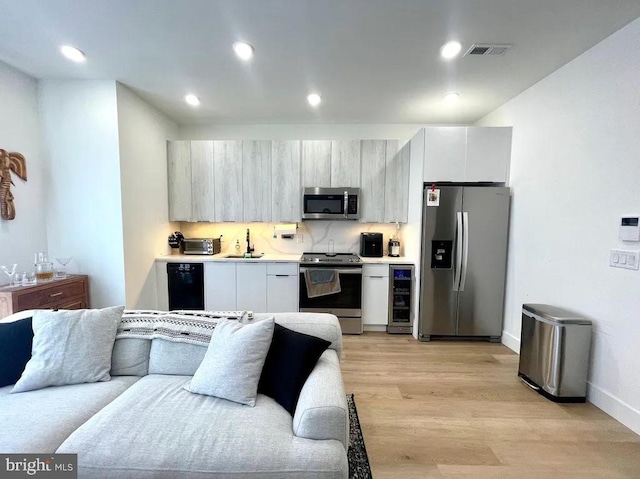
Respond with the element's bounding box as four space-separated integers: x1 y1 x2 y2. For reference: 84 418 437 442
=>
1 0 639 125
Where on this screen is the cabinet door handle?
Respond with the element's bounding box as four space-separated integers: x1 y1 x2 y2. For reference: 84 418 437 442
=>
50 292 63 297
275 274 289 277
369 276 385 279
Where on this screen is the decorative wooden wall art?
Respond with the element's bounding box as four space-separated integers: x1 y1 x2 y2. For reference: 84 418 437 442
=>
0 149 27 220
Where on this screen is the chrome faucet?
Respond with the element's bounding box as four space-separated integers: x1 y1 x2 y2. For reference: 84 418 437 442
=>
246 228 255 255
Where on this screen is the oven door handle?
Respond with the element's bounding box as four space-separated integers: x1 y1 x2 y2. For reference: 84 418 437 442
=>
300 267 362 274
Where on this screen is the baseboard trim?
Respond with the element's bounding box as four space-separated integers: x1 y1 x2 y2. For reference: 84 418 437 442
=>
501 330 520 353
501 330 640 435
363 324 387 332
587 382 640 436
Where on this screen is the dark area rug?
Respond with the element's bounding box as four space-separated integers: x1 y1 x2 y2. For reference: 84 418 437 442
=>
347 394 373 479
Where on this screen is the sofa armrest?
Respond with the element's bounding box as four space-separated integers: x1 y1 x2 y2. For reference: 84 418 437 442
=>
293 349 348 450
254 313 343 358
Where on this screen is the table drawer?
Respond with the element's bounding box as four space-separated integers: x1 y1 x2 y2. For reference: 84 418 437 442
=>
53 298 88 311
17 280 87 310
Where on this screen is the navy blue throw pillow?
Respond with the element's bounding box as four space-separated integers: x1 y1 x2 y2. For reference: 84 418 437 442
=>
258 323 331 415
0 318 33 388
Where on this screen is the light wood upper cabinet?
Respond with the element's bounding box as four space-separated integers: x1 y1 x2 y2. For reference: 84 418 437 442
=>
301 140 331 187
213 141 243 222
384 140 409 223
168 136 414 224
167 141 192 221
190 141 215 221
242 141 272 222
423 127 512 183
331 140 361 187
360 140 386 223
271 140 301 222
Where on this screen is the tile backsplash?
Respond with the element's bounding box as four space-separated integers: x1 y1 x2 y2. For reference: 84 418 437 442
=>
178 221 404 256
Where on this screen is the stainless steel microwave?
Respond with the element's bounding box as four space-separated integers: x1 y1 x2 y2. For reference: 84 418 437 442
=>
302 187 360 220
182 238 221 255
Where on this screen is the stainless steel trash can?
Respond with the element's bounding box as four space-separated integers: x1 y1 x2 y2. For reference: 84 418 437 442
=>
518 304 592 403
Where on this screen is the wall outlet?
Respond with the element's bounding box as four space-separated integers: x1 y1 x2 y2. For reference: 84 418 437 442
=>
609 249 640 270
297 233 303 244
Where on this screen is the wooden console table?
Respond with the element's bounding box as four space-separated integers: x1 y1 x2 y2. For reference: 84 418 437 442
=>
0 275 89 319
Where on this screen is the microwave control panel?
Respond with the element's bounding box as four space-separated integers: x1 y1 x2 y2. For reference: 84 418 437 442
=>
348 196 358 214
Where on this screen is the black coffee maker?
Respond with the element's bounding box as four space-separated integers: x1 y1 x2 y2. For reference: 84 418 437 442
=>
360 232 383 257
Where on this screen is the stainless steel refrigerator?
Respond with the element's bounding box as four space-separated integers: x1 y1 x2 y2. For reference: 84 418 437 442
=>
418 185 510 341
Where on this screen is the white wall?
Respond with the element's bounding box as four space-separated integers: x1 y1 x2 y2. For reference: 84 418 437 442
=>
478 17 640 434
116 83 178 309
0 61 47 276
39 80 126 308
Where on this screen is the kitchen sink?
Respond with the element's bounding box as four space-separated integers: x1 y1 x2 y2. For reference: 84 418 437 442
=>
224 253 265 259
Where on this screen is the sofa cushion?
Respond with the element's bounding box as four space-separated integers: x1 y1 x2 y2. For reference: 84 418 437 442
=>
111 338 151 376
259 323 331 415
148 340 206 375
13 306 124 393
0 376 139 453
57 375 348 479
184 317 275 406
0 317 33 387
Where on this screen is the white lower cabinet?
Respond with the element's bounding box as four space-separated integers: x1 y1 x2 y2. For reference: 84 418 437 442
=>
236 263 268 313
267 275 298 312
362 264 389 327
203 261 298 313
266 262 299 313
204 262 237 311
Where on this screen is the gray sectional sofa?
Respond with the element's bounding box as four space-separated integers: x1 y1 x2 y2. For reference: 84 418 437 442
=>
0 312 349 479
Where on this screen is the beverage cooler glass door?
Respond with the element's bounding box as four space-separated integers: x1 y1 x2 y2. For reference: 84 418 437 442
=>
388 265 414 334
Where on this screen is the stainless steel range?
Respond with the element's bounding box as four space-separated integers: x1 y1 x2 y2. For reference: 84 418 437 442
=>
299 253 363 334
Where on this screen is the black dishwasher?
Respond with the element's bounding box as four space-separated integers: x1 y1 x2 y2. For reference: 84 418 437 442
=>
167 263 204 310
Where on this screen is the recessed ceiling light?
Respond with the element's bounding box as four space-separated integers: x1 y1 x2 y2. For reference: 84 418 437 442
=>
184 94 200 107
443 92 460 103
440 41 462 60
307 93 322 107
59 45 86 63
233 42 254 61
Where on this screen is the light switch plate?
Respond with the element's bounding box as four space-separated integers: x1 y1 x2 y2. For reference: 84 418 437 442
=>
610 249 640 270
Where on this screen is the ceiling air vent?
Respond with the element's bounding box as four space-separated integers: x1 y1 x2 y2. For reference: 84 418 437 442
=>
465 44 512 56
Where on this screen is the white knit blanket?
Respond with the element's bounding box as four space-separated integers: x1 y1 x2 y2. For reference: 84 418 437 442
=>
116 310 251 345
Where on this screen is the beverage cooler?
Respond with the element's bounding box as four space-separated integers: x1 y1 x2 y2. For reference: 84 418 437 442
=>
388 265 414 334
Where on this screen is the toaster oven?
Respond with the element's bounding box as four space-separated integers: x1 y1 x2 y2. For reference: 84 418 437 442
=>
182 238 221 255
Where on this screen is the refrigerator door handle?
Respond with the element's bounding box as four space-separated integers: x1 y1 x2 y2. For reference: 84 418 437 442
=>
453 212 463 291
460 212 470 291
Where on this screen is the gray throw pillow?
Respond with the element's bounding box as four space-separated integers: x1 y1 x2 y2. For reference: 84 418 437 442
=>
12 306 124 393
184 317 275 406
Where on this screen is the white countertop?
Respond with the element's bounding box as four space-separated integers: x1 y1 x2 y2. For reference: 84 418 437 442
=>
156 253 412 264
156 253 302 263
358 256 413 264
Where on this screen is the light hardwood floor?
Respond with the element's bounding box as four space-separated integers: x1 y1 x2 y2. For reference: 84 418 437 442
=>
341 333 640 479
